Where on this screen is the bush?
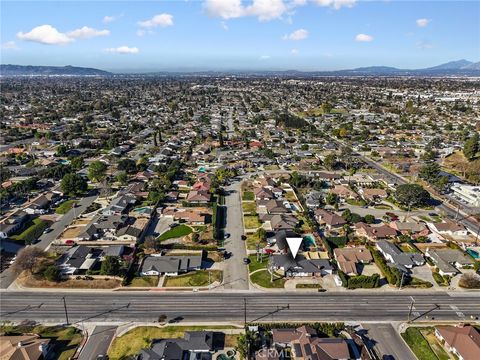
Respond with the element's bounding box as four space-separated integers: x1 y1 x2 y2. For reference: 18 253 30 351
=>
347 274 380 289
368 246 401 286
43 265 60 282
458 273 480 289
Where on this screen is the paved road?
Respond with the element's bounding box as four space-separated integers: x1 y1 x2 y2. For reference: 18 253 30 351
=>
78 325 117 360
328 136 480 235
1 291 479 324
222 181 249 290
0 194 97 289
361 323 416 360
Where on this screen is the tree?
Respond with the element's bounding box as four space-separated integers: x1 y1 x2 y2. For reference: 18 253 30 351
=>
88 161 107 182
116 171 128 185
463 133 479 161
419 162 440 182
323 153 337 170
56 144 67 156
61 173 87 195
325 192 338 205
144 235 158 252
100 256 121 276
70 157 84 170
395 184 431 208
117 159 137 174
11 247 45 274
364 214 375 224
43 265 60 282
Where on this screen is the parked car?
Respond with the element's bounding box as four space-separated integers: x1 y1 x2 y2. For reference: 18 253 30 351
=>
243 257 250 265
43 228 53 234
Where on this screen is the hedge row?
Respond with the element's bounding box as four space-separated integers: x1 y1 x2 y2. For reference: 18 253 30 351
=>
369 246 401 286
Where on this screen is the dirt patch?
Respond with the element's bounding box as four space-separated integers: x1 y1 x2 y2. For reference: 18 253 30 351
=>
17 272 121 289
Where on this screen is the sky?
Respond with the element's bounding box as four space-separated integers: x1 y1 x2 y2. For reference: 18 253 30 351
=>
1 0 479 72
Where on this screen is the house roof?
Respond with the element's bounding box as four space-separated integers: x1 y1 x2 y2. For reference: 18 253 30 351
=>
334 247 372 275
436 326 480 360
315 209 347 227
141 255 202 274
0 334 50 360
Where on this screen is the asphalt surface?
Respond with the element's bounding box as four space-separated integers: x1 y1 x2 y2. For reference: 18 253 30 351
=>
1 291 479 324
222 181 249 290
0 194 97 289
361 323 416 360
78 325 117 360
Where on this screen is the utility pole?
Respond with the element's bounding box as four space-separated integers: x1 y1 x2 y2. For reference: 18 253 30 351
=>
399 272 405 290
62 296 70 325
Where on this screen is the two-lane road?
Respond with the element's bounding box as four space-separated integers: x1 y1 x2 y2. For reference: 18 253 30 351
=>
1 291 479 324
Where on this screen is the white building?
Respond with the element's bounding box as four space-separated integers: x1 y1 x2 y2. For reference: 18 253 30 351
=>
451 183 480 207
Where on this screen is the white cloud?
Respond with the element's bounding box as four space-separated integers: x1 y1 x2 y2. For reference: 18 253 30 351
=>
259 55 271 60
204 0 288 21
416 41 433 49
355 33 374 42
17 25 73 45
416 18 431 27
103 15 115 23
291 48 299 54
220 21 229 30
105 46 139 54
138 13 174 28
2 41 18 50
283 28 308 41
67 26 110 39
315 0 356 10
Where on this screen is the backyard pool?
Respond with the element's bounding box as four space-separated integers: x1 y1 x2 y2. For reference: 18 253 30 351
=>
303 234 317 250
467 248 479 259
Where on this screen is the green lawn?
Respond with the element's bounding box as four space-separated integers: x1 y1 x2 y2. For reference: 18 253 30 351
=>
432 272 450 286
401 327 438 360
158 225 192 241
244 215 261 229
242 191 254 201
242 202 257 214
128 276 159 287
250 269 286 288
11 218 48 243
248 254 269 272
109 326 239 359
55 200 77 214
246 232 267 250
163 270 222 287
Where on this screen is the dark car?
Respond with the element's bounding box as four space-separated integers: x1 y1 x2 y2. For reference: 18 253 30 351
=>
243 257 250 265
241 235 247 240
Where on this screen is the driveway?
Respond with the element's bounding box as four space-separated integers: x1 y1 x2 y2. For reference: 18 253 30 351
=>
411 265 439 289
143 214 173 238
361 323 416 360
78 326 117 360
221 180 249 290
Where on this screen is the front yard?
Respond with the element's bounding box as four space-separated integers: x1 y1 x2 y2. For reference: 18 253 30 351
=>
244 215 261 229
401 327 450 360
128 276 159 287
242 202 257 214
55 200 77 214
108 326 240 359
250 269 286 288
11 218 49 243
163 270 222 287
246 232 267 250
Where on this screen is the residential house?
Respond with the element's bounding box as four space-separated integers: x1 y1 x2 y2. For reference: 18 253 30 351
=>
0 334 50 360
331 185 358 201
257 199 289 214
450 184 480 207
261 214 299 231
389 221 429 239
102 194 136 216
428 221 468 237
354 222 397 241
426 248 475 276
57 245 99 275
140 255 203 276
186 190 211 204
0 210 29 239
333 247 373 276
376 240 425 272
305 191 323 209
270 230 303 252
271 254 333 277
435 326 480 360
24 194 50 215
254 187 274 201
315 209 347 231
359 188 388 203
137 331 224 360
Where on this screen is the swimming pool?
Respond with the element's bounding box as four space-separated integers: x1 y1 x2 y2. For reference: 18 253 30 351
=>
303 234 316 249
467 248 479 259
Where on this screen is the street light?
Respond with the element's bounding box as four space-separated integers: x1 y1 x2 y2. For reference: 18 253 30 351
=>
62 296 70 325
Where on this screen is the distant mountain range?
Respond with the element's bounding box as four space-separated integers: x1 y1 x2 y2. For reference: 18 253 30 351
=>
0 64 111 76
1 59 479 77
